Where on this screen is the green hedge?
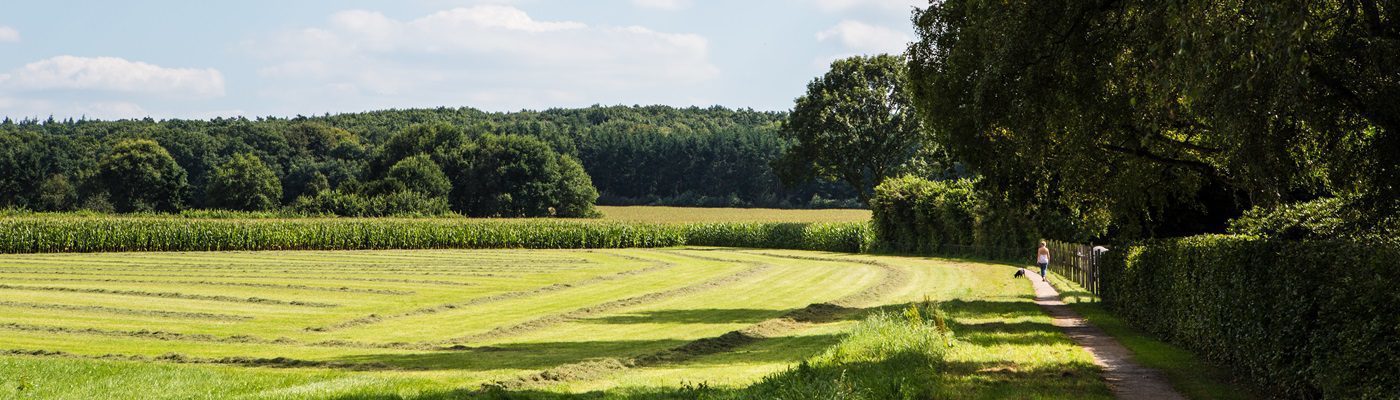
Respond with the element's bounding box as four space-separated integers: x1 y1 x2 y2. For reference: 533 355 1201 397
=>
1100 235 1399 398
869 175 1034 256
0 217 870 254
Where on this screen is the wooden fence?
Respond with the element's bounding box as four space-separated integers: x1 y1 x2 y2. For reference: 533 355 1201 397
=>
925 240 1106 296
1043 239 1105 295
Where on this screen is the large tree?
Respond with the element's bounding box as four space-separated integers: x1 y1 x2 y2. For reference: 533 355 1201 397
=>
206 153 283 211
95 139 190 212
908 0 1399 238
777 54 939 203
450 134 598 218
382 154 451 199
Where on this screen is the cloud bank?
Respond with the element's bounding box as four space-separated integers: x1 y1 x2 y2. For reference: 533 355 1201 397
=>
249 5 719 112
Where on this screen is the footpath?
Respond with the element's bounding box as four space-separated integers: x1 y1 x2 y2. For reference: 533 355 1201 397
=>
1027 271 1187 400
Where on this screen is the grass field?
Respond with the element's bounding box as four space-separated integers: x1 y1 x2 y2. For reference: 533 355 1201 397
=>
595 206 871 223
0 248 1109 399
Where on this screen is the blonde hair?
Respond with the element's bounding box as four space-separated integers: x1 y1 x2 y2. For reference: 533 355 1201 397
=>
1040 240 1047 246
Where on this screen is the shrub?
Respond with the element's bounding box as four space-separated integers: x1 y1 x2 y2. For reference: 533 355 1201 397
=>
1100 236 1399 398
1229 196 1397 243
870 175 1032 255
289 190 451 217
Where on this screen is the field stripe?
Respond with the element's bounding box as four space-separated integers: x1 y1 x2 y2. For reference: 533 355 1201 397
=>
0 270 484 286
0 277 414 295
0 284 337 307
0 349 412 371
0 301 253 321
494 253 913 389
432 258 775 347
0 322 425 350
305 253 679 332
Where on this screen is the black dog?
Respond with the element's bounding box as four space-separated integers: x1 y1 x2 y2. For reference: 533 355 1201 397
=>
1013 269 1026 278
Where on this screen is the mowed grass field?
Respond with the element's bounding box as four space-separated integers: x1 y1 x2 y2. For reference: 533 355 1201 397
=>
595 206 871 223
0 248 1109 399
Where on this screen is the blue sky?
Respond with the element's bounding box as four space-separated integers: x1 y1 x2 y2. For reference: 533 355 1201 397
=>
0 0 924 120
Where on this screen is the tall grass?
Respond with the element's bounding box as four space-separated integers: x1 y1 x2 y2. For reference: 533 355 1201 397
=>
726 302 951 399
0 217 872 254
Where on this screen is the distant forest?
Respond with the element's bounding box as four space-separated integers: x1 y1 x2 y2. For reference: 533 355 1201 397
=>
0 105 861 215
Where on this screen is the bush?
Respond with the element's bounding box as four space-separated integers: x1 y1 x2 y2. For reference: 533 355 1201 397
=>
870 175 1033 256
289 190 451 217
1229 197 1397 243
1100 236 1399 398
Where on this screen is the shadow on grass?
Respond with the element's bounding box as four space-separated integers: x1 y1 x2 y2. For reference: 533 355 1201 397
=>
325 299 1111 399
586 308 776 325
326 305 852 372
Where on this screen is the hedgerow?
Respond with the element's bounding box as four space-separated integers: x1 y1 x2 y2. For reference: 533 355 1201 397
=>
1100 235 1399 399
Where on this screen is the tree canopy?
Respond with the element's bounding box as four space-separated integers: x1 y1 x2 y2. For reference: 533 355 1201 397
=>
0 105 860 215
908 0 1399 238
207 153 283 211
777 54 944 203
95 139 190 212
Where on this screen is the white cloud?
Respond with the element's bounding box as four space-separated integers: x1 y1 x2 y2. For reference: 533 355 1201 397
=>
0 56 224 99
632 0 691 10
0 26 18 43
816 21 910 55
248 5 719 111
812 0 926 12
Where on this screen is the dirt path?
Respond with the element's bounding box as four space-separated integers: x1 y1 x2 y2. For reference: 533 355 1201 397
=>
1026 271 1187 400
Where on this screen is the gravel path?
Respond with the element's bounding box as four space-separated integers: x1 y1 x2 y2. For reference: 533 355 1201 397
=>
1027 271 1187 400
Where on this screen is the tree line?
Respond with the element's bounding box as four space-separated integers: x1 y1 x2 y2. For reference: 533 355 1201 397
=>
0 105 861 216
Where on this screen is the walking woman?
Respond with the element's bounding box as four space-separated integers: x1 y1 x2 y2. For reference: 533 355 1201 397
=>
1036 241 1050 282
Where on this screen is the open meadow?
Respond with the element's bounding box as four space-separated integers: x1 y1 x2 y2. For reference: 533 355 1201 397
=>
0 247 1109 399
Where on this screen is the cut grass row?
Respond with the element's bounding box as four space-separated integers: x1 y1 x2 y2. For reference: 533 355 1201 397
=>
0 248 1118 399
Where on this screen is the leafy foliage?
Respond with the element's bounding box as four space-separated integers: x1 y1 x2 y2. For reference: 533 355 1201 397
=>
1100 236 1399 398
206 153 282 211
382 155 452 199
0 105 858 214
94 139 190 213
870 176 1037 254
453 134 599 218
908 0 1400 238
1227 196 1398 243
778 55 947 202
289 189 451 217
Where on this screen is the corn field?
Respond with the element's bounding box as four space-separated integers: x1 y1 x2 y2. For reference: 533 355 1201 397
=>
0 217 872 254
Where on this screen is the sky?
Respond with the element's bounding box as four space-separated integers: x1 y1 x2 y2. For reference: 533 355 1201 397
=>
0 0 927 120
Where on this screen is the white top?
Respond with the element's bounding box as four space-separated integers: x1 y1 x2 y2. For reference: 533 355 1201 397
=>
1037 254 1049 263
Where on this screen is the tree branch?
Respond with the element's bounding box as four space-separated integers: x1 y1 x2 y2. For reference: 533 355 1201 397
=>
1099 143 1216 173
1146 131 1224 154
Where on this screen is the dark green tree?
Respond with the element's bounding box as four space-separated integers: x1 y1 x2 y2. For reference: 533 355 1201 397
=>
452 134 598 217
908 0 1399 237
777 54 935 203
37 174 77 211
95 139 190 212
206 153 283 211
382 154 451 199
